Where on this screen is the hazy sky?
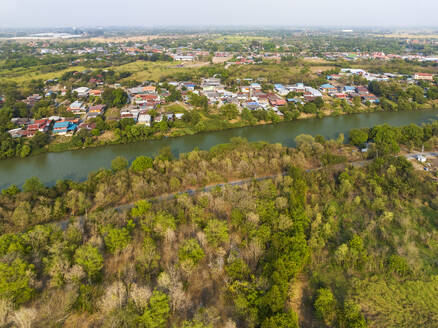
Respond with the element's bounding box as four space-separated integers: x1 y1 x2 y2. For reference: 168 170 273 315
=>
1 0 437 28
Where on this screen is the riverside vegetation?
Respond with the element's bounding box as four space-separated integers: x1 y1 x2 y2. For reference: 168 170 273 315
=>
0 122 438 327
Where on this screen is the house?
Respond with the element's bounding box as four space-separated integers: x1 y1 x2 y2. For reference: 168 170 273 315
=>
174 113 184 120
241 86 250 93
72 87 90 97
138 114 151 126
320 84 337 93
68 101 87 113
361 94 379 103
78 122 96 131
8 128 23 138
333 93 348 99
343 86 356 94
274 84 288 96
173 55 194 61
356 86 369 95
120 111 137 121
414 73 434 81
27 119 51 132
245 101 261 110
250 83 262 90
45 90 56 97
340 68 366 75
267 93 286 106
24 94 42 107
87 104 106 118
181 82 196 91
89 90 102 97
134 94 159 105
53 121 77 135
143 86 156 94
305 87 323 98
287 83 306 93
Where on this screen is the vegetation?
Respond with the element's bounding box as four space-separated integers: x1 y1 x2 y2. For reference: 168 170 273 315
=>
0 125 437 326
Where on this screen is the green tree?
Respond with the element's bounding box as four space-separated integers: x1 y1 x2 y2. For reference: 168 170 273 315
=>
261 311 299 328
314 288 337 326
1 184 20 197
0 258 34 305
341 301 367 328
204 219 229 247
74 244 104 282
178 238 205 266
131 156 154 172
22 176 44 194
104 226 133 254
140 290 170 328
349 128 369 147
371 124 400 155
19 144 31 158
111 156 129 172
131 200 152 217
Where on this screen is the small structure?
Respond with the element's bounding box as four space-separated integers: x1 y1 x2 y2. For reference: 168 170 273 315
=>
138 113 151 126
73 87 90 97
53 121 77 135
68 101 87 113
413 73 434 81
416 154 427 163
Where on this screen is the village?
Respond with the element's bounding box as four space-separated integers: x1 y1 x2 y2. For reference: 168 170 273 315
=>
4 65 435 141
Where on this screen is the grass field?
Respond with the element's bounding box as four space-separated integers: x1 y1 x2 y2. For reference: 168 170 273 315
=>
111 60 197 82
0 65 87 84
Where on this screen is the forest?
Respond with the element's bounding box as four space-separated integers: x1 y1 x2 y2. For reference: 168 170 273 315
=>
0 123 438 327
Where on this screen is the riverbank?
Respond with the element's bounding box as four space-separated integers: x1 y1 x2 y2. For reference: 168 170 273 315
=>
12 105 437 162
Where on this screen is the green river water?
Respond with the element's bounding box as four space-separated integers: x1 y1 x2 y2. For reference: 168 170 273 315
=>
1 109 437 188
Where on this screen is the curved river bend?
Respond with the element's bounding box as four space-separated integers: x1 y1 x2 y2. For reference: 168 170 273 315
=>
1 109 438 188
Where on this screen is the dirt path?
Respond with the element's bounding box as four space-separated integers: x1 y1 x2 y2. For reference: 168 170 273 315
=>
289 275 318 328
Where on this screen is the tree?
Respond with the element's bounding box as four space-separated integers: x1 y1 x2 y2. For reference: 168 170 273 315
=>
349 129 369 147
0 259 34 305
22 177 44 194
204 219 229 247
314 288 337 326
371 124 400 155
19 145 31 158
222 104 239 120
1 184 20 197
140 290 170 328
261 311 299 328
74 244 104 282
104 226 132 254
131 156 154 172
314 97 324 109
131 200 152 217
111 156 128 172
178 238 205 266
341 301 367 328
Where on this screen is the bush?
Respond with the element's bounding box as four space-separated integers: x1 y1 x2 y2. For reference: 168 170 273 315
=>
111 156 129 171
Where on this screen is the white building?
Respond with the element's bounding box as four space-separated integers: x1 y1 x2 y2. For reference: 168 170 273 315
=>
138 114 151 126
73 87 90 97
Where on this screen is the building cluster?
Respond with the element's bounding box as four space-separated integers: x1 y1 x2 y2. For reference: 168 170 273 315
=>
324 51 438 63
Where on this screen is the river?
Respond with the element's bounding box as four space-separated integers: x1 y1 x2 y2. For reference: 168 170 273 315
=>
1 109 437 188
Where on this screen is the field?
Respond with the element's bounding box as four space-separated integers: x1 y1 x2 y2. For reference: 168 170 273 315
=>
111 60 197 82
0 64 88 84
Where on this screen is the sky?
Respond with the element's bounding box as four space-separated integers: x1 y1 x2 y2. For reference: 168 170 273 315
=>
1 0 438 28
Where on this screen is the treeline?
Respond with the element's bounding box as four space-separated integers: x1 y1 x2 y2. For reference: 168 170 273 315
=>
349 121 438 153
